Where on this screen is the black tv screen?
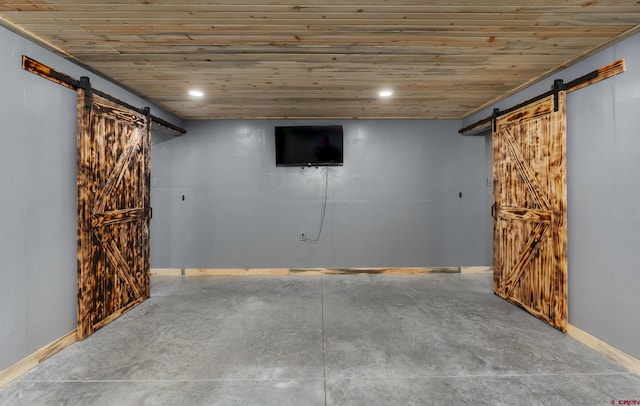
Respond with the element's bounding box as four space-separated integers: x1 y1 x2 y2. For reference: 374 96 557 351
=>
275 125 344 167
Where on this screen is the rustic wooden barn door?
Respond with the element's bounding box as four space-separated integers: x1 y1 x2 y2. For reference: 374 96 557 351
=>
76 85 151 339
492 90 567 332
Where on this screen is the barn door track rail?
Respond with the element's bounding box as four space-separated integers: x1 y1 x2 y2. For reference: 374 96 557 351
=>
22 55 186 136
459 59 625 136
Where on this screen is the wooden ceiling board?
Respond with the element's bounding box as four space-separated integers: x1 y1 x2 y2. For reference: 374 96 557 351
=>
1 1 639 119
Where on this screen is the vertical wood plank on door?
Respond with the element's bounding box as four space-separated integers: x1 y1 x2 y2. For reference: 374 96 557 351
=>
76 87 93 340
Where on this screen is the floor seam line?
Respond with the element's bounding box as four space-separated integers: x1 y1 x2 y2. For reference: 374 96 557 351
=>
318 372 635 380
15 378 328 383
321 274 327 406
14 372 633 384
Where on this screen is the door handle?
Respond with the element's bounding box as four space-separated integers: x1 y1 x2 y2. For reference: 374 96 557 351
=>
491 202 497 220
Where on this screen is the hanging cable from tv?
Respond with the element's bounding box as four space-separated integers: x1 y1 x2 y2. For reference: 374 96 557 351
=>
301 167 329 243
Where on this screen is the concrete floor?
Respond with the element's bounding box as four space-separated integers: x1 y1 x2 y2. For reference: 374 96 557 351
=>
1 272 639 405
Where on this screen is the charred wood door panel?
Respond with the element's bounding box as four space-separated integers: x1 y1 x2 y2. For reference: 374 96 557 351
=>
77 90 150 340
492 93 568 332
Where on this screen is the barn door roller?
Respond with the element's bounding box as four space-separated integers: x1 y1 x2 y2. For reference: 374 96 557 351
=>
79 76 92 110
553 79 564 112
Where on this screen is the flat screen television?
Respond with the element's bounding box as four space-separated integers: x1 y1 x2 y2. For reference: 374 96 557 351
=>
275 125 344 167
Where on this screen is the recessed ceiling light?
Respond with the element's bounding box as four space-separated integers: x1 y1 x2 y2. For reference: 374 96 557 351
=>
379 89 393 97
188 89 204 97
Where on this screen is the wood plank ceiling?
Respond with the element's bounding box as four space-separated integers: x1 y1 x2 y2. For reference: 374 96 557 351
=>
1 1 639 119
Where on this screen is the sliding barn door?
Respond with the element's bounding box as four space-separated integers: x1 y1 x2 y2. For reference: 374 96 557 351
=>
76 89 151 339
492 92 567 331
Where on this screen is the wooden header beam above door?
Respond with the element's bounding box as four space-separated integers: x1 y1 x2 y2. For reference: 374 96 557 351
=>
21 56 186 136
459 59 626 136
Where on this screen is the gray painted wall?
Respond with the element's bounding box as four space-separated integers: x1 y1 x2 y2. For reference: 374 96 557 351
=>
464 32 640 359
0 25 180 372
150 120 489 269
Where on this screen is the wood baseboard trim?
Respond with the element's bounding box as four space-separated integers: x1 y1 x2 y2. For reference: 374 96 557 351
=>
460 266 492 274
567 324 640 376
150 267 462 276
0 329 77 388
152 267 498 276
151 268 183 276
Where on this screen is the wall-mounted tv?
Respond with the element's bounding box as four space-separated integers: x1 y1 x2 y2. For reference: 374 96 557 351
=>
275 125 344 167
